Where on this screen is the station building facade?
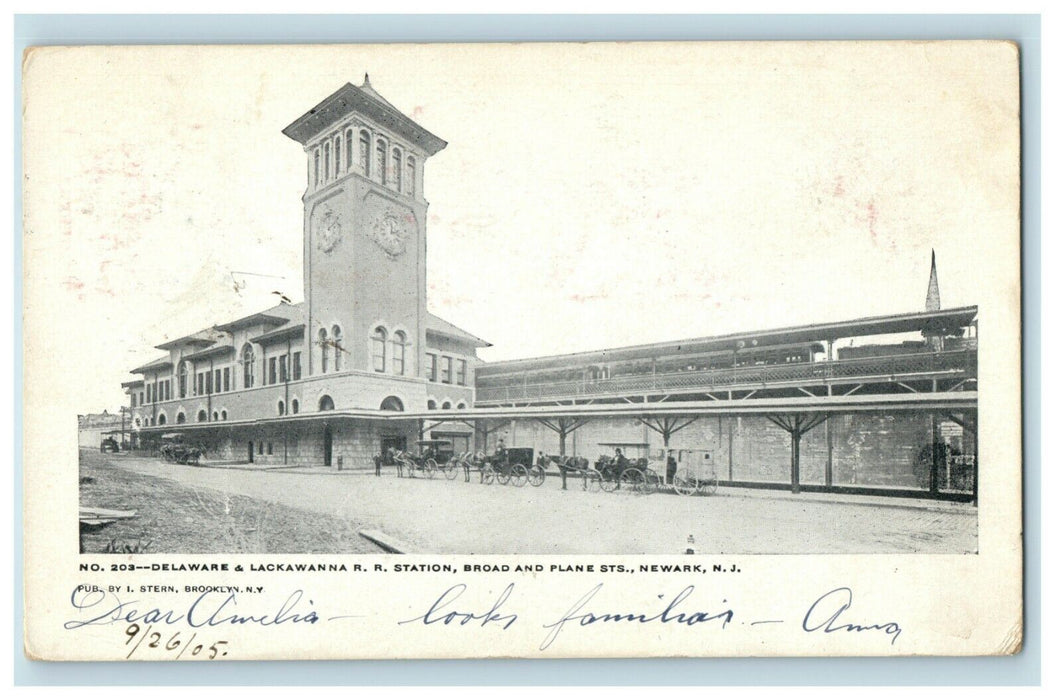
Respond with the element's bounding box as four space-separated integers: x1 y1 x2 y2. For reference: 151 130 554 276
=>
126 78 487 466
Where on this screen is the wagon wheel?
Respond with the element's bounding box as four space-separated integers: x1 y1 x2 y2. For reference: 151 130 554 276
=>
599 469 619 492
526 463 546 487
510 464 528 487
621 468 645 494
673 468 698 496
495 464 511 486
443 459 459 480
698 471 719 496
424 458 438 479
642 468 662 494
586 468 604 492
481 465 495 485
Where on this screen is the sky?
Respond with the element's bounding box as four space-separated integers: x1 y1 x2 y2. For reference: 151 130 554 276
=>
22 42 1019 412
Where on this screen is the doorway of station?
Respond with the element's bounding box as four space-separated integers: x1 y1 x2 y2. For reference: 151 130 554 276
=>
323 426 333 467
247 441 254 463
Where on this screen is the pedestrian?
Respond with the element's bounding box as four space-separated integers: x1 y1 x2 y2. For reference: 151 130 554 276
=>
666 451 677 485
373 453 382 476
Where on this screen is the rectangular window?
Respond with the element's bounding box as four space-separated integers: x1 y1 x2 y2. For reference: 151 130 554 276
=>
269 357 277 385
205 371 213 395
267 442 274 456
197 373 204 396
441 356 452 384
223 367 230 392
164 381 171 401
214 369 221 393
139 391 144 405
426 353 437 382
279 354 289 382
131 393 136 408
293 352 302 380
456 359 467 386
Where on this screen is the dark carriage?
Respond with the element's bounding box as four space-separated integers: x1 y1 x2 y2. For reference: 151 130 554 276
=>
159 433 204 465
395 439 459 479
594 442 663 494
463 447 545 487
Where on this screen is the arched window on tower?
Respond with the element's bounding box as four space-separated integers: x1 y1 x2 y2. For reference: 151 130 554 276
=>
376 139 387 184
406 156 415 196
392 148 402 191
313 149 320 187
318 328 329 373
323 142 331 182
372 326 387 372
334 135 342 178
241 344 255 389
332 325 343 372
344 129 354 172
359 130 370 175
392 330 406 375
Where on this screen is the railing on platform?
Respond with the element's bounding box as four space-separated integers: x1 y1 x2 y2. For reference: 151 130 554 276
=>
474 349 976 403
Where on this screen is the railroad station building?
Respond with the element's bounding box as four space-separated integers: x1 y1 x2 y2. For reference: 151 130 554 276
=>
125 79 978 501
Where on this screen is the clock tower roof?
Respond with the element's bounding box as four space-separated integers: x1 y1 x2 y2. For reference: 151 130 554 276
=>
282 79 447 156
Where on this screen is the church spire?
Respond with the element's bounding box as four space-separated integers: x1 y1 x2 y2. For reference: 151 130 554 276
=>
925 249 941 312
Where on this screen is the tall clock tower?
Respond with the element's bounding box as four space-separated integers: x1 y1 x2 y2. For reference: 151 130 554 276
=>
282 77 447 380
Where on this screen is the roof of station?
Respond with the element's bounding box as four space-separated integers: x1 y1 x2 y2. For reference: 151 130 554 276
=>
134 391 976 433
282 76 447 156
477 306 978 376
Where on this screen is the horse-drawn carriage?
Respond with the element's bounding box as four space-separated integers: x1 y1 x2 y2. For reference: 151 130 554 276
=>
394 439 459 479
594 443 664 494
159 433 204 465
455 447 545 487
670 448 719 496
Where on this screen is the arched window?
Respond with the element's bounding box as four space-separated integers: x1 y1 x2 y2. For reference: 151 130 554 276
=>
427 399 437 410
392 148 402 191
334 135 342 177
392 330 406 375
318 328 329 373
359 130 370 175
179 362 190 398
150 417 155 426
380 396 404 412
332 325 343 371
371 327 387 372
406 156 415 196
221 409 227 420
457 402 466 409
157 414 166 425
376 139 387 184
242 344 255 388
277 400 285 416
176 412 186 424
134 418 141 427
313 149 320 187
344 129 353 172
291 399 299 415
441 401 451 410
318 395 335 411
212 411 219 421
323 142 331 182
197 410 207 422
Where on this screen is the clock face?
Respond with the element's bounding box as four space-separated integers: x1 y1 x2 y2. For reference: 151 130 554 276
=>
312 205 343 254
371 212 411 259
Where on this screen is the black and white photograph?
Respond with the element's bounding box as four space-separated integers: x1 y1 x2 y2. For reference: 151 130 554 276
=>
23 41 1022 659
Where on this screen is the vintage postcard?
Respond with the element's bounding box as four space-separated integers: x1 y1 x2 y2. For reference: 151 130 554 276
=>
22 41 1022 660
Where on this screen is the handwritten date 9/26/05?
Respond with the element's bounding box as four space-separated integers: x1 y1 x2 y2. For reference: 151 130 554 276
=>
124 624 228 660
401 583 902 651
